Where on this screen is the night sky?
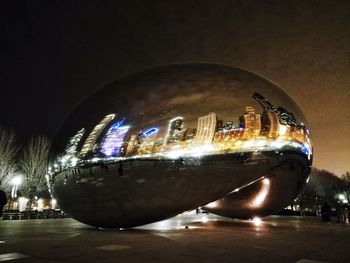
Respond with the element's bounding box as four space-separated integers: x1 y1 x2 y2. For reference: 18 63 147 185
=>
1 1 349 175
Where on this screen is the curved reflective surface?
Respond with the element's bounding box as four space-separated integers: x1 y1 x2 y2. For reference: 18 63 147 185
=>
48 63 312 228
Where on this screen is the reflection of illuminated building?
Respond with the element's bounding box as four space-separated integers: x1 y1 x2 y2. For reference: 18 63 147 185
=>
125 135 140 156
290 126 306 143
214 128 244 143
138 132 158 155
223 121 233 131
240 107 261 139
277 107 297 126
152 138 165 154
100 119 130 157
80 114 115 156
278 124 290 139
65 128 85 155
183 128 196 142
137 128 158 154
164 117 184 145
253 93 279 139
261 110 279 138
253 92 273 110
194 112 218 144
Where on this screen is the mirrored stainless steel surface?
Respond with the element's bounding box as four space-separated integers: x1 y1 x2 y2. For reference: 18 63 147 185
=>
48 63 312 228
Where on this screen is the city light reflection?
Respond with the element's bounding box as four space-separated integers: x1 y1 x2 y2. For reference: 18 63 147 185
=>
250 178 271 207
50 93 311 173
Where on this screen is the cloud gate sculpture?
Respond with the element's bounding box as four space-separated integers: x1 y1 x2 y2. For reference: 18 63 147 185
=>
48 63 312 228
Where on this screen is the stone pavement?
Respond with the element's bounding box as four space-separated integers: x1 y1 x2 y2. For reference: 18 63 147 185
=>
0 213 349 263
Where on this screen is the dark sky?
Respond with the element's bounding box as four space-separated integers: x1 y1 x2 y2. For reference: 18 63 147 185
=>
1 1 349 175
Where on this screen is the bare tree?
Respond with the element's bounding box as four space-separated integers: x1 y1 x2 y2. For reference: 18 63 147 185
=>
20 135 51 209
0 127 18 191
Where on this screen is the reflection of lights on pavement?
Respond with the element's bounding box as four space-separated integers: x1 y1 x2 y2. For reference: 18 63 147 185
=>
252 217 262 226
251 178 270 207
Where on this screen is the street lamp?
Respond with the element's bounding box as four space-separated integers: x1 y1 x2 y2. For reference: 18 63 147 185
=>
11 175 22 198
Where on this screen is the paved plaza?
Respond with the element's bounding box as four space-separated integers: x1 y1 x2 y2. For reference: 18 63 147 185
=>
0 213 350 263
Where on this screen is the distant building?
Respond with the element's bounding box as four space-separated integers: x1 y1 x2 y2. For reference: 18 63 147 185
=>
125 135 140 156
214 128 244 143
80 114 115 156
240 107 261 139
276 107 297 126
261 109 279 138
253 92 299 139
99 120 130 157
289 126 306 143
253 92 274 110
65 128 85 156
164 117 184 145
138 133 158 155
217 119 224 131
183 128 197 142
194 112 218 144
223 121 234 131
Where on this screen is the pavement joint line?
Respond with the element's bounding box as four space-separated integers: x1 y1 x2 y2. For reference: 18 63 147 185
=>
296 259 330 263
0 252 29 262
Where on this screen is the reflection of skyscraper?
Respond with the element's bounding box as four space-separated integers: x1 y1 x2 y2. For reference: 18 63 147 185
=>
80 114 115 156
138 133 158 154
65 128 85 155
100 119 130 157
164 117 184 145
217 119 223 131
214 128 244 143
133 128 159 154
241 107 261 139
261 110 279 138
276 107 297 126
224 121 234 131
194 112 218 144
253 92 273 110
184 128 197 142
290 126 306 143
125 135 140 156
253 93 280 139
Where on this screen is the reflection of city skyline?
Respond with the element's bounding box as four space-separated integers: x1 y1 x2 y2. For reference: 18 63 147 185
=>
53 93 311 170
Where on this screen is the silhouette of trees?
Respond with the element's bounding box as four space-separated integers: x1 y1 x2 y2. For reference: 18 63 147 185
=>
294 168 343 212
0 127 18 191
340 171 350 202
20 135 51 210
